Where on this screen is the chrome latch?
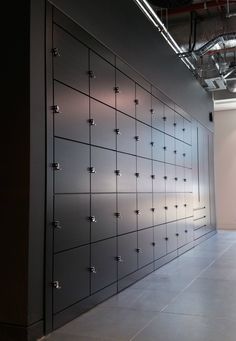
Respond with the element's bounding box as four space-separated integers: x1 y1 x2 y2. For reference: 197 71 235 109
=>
116 256 123 262
89 266 96 273
88 118 96 126
88 70 96 78
88 167 96 174
115 128 121 135
52 281 61 289
52 162 61 171
115 170 121 176
89 216 97 223
51 105 62 114
52 220 62 229
51 48 60 57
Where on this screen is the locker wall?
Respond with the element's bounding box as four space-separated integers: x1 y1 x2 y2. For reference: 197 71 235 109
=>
45 6 216 333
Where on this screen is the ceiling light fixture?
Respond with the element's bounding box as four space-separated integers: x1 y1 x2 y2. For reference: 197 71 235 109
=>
134 0 196 71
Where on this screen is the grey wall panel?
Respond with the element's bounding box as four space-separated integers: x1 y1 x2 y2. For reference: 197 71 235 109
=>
50 0 213 129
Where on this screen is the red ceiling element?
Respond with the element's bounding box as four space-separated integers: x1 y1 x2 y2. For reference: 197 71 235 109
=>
165 0 236 15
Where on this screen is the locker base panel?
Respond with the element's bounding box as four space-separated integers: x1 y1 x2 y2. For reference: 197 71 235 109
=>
194 228 217 246
118 263 154 292
53 283 117 330
154 250 178 270
0 320 44 341
177 241 195 256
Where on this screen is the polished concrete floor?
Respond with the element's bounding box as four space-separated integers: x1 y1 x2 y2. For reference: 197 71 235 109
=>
45 231 236 341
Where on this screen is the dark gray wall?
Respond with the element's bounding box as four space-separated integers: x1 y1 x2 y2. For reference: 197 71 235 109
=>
51 0 213 130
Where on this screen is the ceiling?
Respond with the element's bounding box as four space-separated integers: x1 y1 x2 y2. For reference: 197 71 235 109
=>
148 0 236 98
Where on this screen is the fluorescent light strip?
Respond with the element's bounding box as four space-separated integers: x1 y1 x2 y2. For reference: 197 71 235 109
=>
134 0 195 70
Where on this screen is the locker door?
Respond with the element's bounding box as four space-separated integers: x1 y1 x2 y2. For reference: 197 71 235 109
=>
118 233 138 279
137 157 152 193
185 217 194 243
184 168 193 193
175 113 184 141
153 161 165 193
53 245 90 314
166 193 177 223
176 193 185 220
91 194 117 242
54 194 90 253
53 25 89 94
117 112 136 155
183 119 192 145
138 228 154 268
164 106 175 136
153 193 166 225
117 194 137 235
184 144 192 169
154 225 167 260
176 166 185 193
136 122 152 159
90 51 115 107
166 222 177 253
91 238 117 293
151 96 164 131
117 153 136 193
185 193 193 218
90 99 116 150
54 138 90 193
54 82 89 143
137 193 153 229
165 164 176 193
116 70 135 117
175 140 184 166
176 219 186 248
136 85 152 125
164 135 175 164
152 129 165 162
91 147 116 193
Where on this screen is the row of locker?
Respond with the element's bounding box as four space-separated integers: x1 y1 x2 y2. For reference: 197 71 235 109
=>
53 193 193 253
53 219 194 313
53 26 192 143
54 139 193 193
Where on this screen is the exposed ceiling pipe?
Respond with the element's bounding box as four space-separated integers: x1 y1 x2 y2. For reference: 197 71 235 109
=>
165 0 236 16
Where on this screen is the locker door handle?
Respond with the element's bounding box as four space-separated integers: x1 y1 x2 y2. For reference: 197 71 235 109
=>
136 248 142 253
115 128 121 135
165 237 169 241
151 141 154 146
185 230 188 233
175 205 178 208
135 135 140 141
163 146 167 150
164 206 168 210
52 281 62 289
88 70 96 78
88 118 96 126
114 86 120 94
135 210 141 215
135 172 140 178
182 128 186 131
150 109 155 114
115 170 122 176
51 48 60 57
174 150 177 154
152 242 156 246
164 176 167 180
115 256 123 262
52 162 61 171
51 105 62 114
163 116 167 121
134 99 139 105
115 212 121 218
151 207 155 212
89 266 97 273
173 123 177 126
151 174 155 179
52 220 62 229
174 177 178 181
88 167 96 174
176 233 179 237
89 216 97 223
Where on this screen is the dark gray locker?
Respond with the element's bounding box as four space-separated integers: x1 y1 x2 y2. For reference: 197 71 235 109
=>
165 164 176 193
54 138 90 193
166 222 177 253
184 168 193 193
136 122 152 159
137 193 153 229
118 233 138 279
91 194 116 242
54 82 89 143
176 219 186 248
137 157 152 193
116 70 135 117
91 147 116 193
153 193 166 225
185 217 194 243
152 129 165 162
154 225 167 260
117 153 136 193
175 140 184 167
138 228 154 268
175 113 184 141
183 119 192 144
117 112 136 155
90 99 116 150
54 194 90 253
153 161 165 193
166 193 177 223
176 166 185 193
185 193 193 218
53 245 90 314
164 106 175 136
117 194 137 235
90 51 115 107
184 144 192 169
151 96 164 131
136 85 152 125
91 238 117 293
53 25 89 94
176 193 185 220
164 135 175 165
